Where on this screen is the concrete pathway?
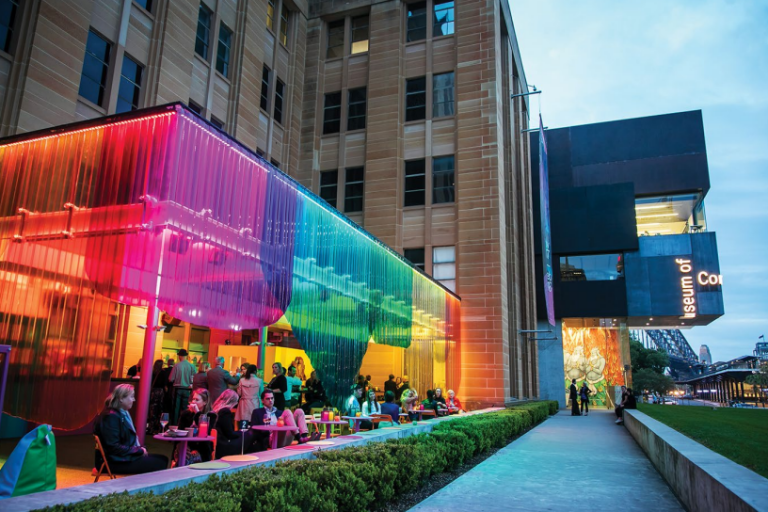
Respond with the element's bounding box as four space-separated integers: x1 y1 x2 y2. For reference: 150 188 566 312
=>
409 409 683 512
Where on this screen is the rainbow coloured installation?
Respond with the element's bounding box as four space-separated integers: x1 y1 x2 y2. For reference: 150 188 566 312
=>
0 104 460 427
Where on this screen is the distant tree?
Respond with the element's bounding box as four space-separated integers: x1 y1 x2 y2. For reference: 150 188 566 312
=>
632 368 675 396
745 363 768 403
629 340 670 374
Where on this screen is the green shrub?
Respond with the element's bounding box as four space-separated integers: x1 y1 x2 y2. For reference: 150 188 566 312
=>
42 486 240 512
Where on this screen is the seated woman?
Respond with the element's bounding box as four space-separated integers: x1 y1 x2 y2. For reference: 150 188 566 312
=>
212 389 255 458
359 389 379 429
94 384 168 474
446 389 463 413
433 388 450 416
176 389 217 463
301 371 327 414
379 390 401 425
400 387 419 421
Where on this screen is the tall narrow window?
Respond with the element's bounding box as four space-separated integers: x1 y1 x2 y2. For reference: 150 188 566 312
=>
351 15 369 54
274 79 285 124
407 2 427 42
433 72 454 118
405 77 426 122
323 92 342 135
216 22 232 77
347 87 367 131
344 167 364 213
404 248 426 272
433 155 455 204
279 5 289 46
433 246 456 291
195 3 212 60
260 66 270 111
210 116 224 130
433 1 455 37
0 0 20 53
266 0 275 31
327 19 344 59
320 170 339 208
404 159 426 207
188 100 203 115
116 55 143 113
78 30 111 107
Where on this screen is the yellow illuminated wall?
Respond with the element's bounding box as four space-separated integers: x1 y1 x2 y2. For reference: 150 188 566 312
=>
562 326 625 406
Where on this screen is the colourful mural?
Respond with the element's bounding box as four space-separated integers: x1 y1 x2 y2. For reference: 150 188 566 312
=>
563 327 625 406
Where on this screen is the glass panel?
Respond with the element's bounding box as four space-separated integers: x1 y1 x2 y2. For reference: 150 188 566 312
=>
433 245 455 263
260 66 270 111
404 248 425 271
266 0 275 31
323 92 342 134
433 155 454 204
134 0 152 11
116 55 143 113
405 77 426 122
78 31 111 106
351 15 369 54
407 2 427 42
347 87 367 131
344 166 364 213
433 72 454 118
327 19 345 59
195 4 212 60
559 254 624 281
320 170 338 207
433 1 455 37
216 23 232 77
274 79 284 124
635 193 703 236
280 5 289 46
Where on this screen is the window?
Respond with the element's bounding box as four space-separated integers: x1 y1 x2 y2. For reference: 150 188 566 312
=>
266 0 275 31
323 92 342 135
274 79 285 124
260 66 270 111
271 158 281 169
279 5 289 46
407 2 427 42
78 30 111 107
188 100 204 115
134 0 152 12
0 0 19 52
344 167 364 213
560 254 624 282
256 148 265 157
320 171 338 208
433 72 454 118
433 246 456 291
327 19 344 59
432 155 454 204
433 1 455 37
195 3 213 60
404 248 425 272
216 22 232 77
210 116 224 130
347 87 367 131
405 77 426 122
635 193 705 236
351 15 369 54
404 159 425 207
116 55 143 113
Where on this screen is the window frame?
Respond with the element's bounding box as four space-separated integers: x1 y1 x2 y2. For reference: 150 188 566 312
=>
133 0 153 14
326 19 345 60
323 91 342 135
433 1 455 38
432 71 455 118
215 21 233 78
350 15 369 55
406 2 427 43
116 54 144 114
347 87 367 131
260 65 270 112
405 76 427 122
404 248 426 272
78 29 112 108
274 78 285 125
266 0 275 32
319 170 339 208
279 5 289 46
432 245 456 291
0 0 20 54
344 167 365 213
432 155 455 204
404 159 426 207
210 115 225 130
195 3 213 61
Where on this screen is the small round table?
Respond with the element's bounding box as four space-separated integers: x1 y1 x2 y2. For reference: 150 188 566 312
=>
251 425 299 450
306 419 347 440
412 409 437 421
153 434 214 467
341 416 374 433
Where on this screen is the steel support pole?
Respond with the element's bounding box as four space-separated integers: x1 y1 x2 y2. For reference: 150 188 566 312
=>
258 326 268 370
135 301 159 445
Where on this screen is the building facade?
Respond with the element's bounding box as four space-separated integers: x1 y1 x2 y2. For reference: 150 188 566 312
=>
699 344 712 364
531 111 725 407
0 0 538 411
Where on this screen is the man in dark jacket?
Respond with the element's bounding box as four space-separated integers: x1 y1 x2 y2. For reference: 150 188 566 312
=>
569 379 581 416
207 356 240 404
250 390 317 450
384 374 397 395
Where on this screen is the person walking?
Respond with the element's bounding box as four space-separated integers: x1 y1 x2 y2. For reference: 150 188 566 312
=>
579 382 591 416
569 379 581 416
168 349 196 424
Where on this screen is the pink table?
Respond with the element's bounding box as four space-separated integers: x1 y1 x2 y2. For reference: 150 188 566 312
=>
153 434 214 467
413 409 436 421
341 416 374 433
251 424 299 450
306 419 347 440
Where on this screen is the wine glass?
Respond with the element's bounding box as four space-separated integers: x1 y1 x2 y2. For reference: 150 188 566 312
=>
160 413 169 432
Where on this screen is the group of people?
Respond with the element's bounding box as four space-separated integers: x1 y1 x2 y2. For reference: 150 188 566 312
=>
568 379 637 423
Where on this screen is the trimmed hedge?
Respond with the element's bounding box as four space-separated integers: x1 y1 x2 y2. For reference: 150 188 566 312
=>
41 402 557 512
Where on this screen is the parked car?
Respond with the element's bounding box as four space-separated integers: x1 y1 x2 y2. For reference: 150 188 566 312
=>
661 397 677 405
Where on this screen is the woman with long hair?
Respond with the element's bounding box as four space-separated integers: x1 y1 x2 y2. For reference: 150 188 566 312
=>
94 384 168 474
148 359 166 434
267 362 288 410
212 389 255 457
236 364 262 423
176 389 216 463
362 388 381 416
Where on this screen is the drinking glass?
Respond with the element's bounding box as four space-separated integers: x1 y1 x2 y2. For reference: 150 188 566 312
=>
160 413 169 432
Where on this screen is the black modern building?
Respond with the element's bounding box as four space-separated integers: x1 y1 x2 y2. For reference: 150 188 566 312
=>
531 111 725 406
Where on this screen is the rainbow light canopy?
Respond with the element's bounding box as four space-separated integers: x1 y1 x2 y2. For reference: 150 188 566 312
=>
0 103 460 424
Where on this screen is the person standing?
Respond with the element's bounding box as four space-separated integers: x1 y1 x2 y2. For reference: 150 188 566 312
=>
192 361 210 391
207 356 240 404
236 364 262 423
384 374 397 395
267 362 288 410
285 365 303 409
168 349 196 424
569 379 581 416
579 382 591 416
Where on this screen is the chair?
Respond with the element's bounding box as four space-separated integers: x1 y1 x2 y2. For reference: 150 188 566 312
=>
93 435 115 483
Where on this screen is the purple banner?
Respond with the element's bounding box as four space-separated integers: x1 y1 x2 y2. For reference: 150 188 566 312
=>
539 116 555 326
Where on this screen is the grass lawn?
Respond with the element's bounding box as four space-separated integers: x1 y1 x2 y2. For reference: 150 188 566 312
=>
637 404 768 479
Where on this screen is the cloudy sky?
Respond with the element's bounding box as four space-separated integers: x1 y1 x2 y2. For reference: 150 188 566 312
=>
509 1 768 361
